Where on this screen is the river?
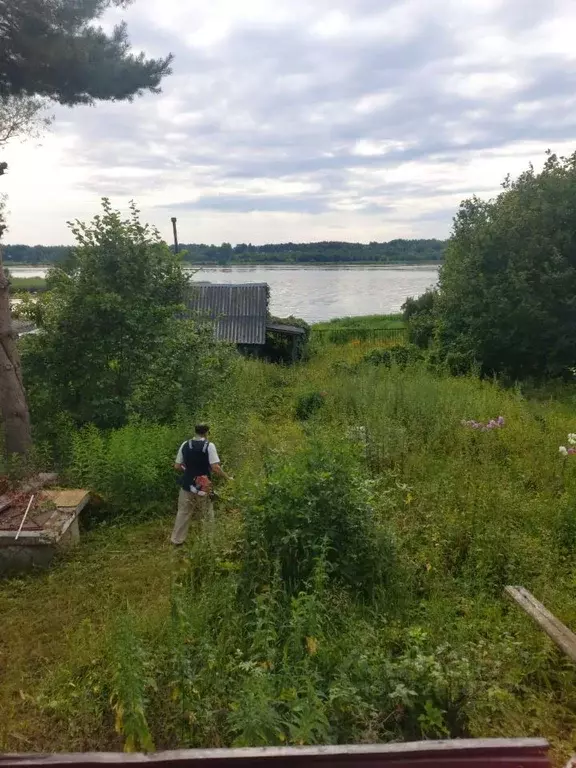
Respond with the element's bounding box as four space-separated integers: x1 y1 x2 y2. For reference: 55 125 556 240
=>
9 265 439 323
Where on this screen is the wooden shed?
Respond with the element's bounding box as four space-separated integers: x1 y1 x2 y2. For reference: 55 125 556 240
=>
186 283 306 361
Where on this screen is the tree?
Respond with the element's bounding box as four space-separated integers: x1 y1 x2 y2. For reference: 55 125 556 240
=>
0 96 51 146
436 152 576 379
0 0 173 456
21 200 229 431
0 0 172 105
0 192 32 456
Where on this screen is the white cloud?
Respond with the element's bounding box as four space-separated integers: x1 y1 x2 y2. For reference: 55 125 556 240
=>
3 0 576 244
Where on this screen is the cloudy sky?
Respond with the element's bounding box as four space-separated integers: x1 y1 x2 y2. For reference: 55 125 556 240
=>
4 0 576 245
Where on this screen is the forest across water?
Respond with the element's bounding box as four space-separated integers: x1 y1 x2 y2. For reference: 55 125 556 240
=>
3 238 446 266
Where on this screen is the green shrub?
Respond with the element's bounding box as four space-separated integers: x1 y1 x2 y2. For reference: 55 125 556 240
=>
68 423 185 519
407 313 437 349
402 289 437 349
20 200 232 430
294 391 326 421
436 152 576 380
402 290 437 322
242 438 396 596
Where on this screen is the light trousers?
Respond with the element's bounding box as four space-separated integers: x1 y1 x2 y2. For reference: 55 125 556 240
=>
171 489 214 545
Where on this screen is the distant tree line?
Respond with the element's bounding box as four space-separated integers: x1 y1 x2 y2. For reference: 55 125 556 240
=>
3 239 446 265
3 245 70 264
180 239 446 264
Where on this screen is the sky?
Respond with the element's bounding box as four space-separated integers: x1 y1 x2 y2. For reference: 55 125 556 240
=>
4 0 576 246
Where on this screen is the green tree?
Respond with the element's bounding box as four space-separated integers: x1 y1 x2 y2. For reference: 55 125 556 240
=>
21 200 225 430
436 152 576 379
0 0 173 456
0 0 172 105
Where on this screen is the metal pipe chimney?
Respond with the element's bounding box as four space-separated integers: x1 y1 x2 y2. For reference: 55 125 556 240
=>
171 217 179 254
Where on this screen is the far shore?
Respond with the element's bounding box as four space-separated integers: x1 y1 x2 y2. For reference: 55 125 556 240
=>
7 260 442 270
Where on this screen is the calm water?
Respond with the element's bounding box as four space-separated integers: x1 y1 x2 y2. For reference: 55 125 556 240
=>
10 265 439 323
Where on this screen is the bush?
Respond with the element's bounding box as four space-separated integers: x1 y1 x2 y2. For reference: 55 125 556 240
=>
402 289 436 322
294 391 326 421
402 289 437 349
21 200 231 429
68 423 185 519
242 438 396 596
436 152 576 380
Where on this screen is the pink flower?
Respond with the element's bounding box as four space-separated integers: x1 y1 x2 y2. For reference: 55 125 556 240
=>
462 416 505 431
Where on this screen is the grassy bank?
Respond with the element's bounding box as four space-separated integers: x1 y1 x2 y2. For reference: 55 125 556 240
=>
311 314 406 344
1 340 576 761
312 313 404 330
10 276 47 293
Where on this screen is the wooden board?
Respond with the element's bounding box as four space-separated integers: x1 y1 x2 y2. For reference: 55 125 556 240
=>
43 489 89 509
505 586 576 663
0 738 551 768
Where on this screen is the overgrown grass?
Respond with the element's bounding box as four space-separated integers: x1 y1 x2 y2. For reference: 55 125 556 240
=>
311 315 406 345
2 342 576 762
313 313 405 330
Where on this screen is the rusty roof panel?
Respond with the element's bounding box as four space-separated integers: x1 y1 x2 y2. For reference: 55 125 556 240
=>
186 283 268 345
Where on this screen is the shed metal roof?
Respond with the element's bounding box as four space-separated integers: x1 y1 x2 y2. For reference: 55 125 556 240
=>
266 323 306 336
186 283 268 345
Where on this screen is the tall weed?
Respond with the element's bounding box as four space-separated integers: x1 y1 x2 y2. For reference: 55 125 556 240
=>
68 423 188 519
242 436 397 596
109 613 155 752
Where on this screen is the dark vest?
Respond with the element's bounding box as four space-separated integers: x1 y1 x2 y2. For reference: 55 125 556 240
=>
181 439 211 490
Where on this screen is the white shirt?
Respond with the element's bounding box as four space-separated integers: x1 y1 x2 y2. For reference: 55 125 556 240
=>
176 438 220 466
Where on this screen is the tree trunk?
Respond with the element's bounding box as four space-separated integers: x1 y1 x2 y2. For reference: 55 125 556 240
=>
0 243 32 456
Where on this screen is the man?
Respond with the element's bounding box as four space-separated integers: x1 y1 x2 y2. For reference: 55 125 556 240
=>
171 424 231 546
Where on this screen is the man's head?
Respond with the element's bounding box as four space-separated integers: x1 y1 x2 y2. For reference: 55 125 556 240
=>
195 423 210 437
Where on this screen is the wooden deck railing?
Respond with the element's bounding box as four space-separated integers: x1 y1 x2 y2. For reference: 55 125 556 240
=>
0 738 551 768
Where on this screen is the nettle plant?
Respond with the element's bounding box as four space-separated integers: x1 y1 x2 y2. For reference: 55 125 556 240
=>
242 438 396 597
